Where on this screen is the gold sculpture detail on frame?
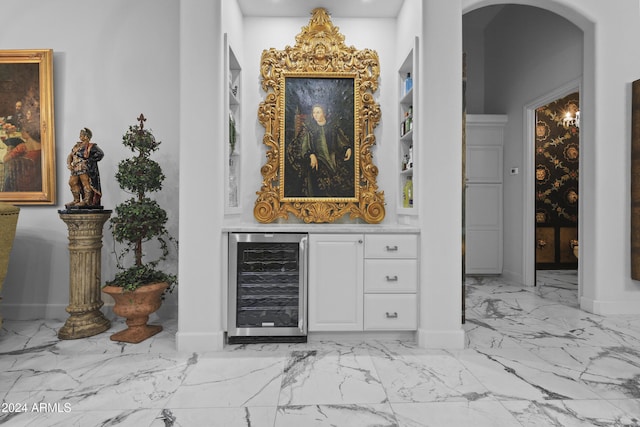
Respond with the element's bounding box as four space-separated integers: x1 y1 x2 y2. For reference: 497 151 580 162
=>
255 7 385 223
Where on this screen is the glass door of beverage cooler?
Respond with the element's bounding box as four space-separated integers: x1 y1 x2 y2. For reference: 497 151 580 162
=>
228 233 308 342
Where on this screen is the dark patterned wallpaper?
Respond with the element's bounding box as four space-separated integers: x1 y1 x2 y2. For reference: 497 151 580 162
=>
535 92 579 227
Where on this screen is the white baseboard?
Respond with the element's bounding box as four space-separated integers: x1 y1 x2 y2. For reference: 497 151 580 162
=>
308 331 416 342
580 296 640 315
417 328 465 349
1 303 178 322
1 303 68 320
176 331 226 352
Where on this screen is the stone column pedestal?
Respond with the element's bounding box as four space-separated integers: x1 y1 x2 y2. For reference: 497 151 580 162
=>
58 209 112 339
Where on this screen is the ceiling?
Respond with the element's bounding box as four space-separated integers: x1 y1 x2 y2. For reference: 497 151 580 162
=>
237 0 405 18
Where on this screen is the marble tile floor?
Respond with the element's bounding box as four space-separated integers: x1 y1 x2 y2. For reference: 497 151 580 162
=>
535 269 579 308
1 274 639 426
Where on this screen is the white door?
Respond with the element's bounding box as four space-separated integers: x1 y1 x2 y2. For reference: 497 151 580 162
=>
466 183 503 273
465 115 507 274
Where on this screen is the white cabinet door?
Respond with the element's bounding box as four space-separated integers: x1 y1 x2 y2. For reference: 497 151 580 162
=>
465 183 503 274
308 234 364 331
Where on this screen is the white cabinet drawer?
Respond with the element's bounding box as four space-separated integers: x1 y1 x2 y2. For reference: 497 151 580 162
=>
364 294 417 330
364 259 417 293
365 234 418 259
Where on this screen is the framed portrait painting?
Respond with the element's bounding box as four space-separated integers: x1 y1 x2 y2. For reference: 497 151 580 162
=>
281 74 358 202
0 49 56 205
255 8 384 223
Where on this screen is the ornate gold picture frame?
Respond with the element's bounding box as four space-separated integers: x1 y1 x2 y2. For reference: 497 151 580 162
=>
0 49 56 204
255 8 384 223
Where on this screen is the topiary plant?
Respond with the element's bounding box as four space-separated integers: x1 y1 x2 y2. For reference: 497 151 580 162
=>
107 114 177 292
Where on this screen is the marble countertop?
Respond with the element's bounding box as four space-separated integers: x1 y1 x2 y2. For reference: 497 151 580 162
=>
221 222 420 234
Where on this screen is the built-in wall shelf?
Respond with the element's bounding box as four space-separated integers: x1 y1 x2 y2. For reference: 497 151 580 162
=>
224 33 242 215
397 37 419 217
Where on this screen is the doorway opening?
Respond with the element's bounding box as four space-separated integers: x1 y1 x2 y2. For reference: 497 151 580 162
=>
525 81 581 307
463 2 589 317
534 92 579 270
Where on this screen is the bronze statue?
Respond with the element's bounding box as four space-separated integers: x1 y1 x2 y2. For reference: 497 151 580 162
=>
65 128 103 209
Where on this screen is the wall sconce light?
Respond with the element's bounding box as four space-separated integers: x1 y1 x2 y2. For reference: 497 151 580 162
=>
562 110 580 128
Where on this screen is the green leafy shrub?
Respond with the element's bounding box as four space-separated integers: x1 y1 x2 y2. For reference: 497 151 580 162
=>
107 115 177 292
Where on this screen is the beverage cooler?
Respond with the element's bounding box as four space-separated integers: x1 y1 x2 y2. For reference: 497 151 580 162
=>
228 233 308 343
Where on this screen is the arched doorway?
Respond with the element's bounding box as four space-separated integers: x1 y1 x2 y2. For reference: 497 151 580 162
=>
462 1 590 311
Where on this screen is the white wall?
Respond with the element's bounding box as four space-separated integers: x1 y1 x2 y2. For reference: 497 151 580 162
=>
463 6 501 114
579 0 640 314
397 0 422 59
417 0 464 347
177 0 226 351
0 0 180 320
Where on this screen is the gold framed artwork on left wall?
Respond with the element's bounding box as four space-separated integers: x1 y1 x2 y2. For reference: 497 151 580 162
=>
0 49 56 205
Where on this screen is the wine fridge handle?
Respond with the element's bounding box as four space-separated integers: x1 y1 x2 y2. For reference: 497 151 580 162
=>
299 235 308 334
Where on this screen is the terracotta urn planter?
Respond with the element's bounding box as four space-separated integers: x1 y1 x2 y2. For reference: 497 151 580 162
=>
103 282 168 343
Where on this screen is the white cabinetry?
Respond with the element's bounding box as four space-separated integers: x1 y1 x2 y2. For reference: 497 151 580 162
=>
465 115 507 274
308 234 364 331
364 234 418 330
308 233 418 332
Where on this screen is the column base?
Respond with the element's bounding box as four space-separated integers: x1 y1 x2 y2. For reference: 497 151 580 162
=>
58 311 111 340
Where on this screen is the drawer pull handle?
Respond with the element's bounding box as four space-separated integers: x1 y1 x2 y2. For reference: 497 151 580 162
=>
385 245 398 252
385 275 398 282
385 312 398 319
